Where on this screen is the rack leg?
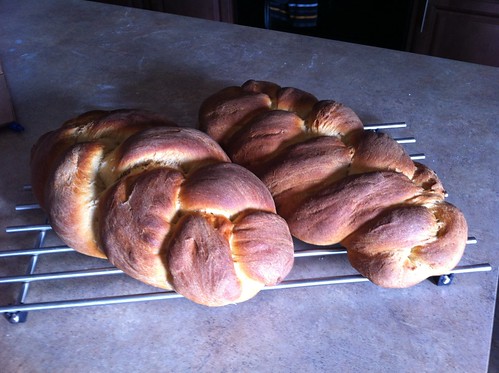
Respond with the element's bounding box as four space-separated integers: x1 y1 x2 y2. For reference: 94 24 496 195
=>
5 227 47 324
4 310 28 323
432 273 455 286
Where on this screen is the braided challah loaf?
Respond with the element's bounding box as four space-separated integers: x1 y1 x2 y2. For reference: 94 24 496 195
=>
199 80 468 288
30 109 294 306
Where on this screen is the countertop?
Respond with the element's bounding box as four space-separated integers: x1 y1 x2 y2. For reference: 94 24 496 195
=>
0 1 498 372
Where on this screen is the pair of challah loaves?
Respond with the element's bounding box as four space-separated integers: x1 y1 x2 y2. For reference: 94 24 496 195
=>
199 80 468 288
30 109 294 306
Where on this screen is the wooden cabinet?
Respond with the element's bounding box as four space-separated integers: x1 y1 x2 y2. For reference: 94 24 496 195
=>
408 0 499 66
317 0 416 51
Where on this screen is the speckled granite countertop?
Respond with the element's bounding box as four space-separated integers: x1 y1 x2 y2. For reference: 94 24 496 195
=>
0 1 498 372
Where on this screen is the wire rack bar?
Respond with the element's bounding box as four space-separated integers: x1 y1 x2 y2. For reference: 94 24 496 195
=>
293 237 477 258
0 264 492 314
410 154 426 160
0 237 478 261
364 122 407 130
395 137 416 144
6 224 52 233
0 245 74 258
0 267 123 284
0 291 184 313
15 203 41 211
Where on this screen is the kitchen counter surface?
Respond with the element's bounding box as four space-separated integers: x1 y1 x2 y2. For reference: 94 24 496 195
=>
0 1 498 372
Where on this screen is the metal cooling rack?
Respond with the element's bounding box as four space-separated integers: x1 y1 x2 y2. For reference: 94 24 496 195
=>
0 122 492 323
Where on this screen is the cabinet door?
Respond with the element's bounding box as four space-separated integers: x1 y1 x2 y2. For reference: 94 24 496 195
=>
409 0 499 66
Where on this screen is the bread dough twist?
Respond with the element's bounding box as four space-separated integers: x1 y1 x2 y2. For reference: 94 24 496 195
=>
199 80 468 288
31 109 294 306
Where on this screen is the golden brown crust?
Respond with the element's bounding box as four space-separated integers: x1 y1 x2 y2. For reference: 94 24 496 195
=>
179 163 276 218
288 171 422 245
168 213 242 306
99 168 184 288
31 109 175 208
30 127 79 209
115 126 230 175
276 87 318 117
411 161 446 196
31 109 295 306
350 131 416 179
198 86 272 144
242 79 282 100
232 211 294 285
226 110 305 173
260 136 353 218
306 100 364 142
412 202 468 269
47 142 107 258
199 80 469 288
344 202 467 288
